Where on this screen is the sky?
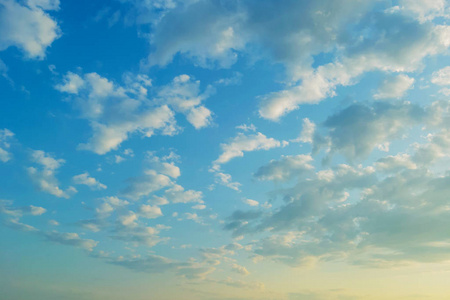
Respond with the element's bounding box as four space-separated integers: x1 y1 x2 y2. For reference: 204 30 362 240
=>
1 0 450 299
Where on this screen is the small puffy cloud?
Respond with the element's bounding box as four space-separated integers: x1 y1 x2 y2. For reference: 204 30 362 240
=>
0 0 61 59
44 231 98 251
48 219 59 226
28 150 77 198
156 74 214 129
138 204 163 219
192 204 206 210
96 196 130 217
374 74 415 99
214 171 241 191
242 199 259 207
0 200 46 217
73 172 107 190
214 132 282 166
121 170 172 200
254 155 314 182
0 128 14 162
164 184 203 204
231 263 250 275
375 153 417 172
292 118 315 143
55 72 179 154
111 223 167 247
56 71 215 154
431 66 450 86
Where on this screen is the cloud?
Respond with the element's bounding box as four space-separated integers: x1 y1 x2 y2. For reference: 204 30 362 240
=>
121 170 172 200
399 0 449 22
56 71 215 154
73 172 107 190
225 125 450 267
231 263 250 276
254 155 314 182
242 199 259 207
44 231 98 251
129 0 450 121
214 171 241 191
27 150 77 198
313 101 427 162
164 184 203 204
0 0 60 59
214 132 283 166
110 254 185 273
374 153 417 172
0 128 14 162
4 218 38 232
156 74 215 129
431 66 450 86
258 13 450 120
374 74 415 99
138 204 163 219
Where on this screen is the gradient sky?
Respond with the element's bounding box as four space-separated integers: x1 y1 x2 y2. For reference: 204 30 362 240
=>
1 0 450 299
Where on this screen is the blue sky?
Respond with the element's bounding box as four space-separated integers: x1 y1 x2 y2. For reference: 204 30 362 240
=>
1 0 450 299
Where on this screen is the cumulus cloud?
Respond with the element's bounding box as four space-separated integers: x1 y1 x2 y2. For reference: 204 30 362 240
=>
44 231 98 251
242 198 259 207
156 74 215 129
214 132 283 166
0 0 60 59
121 170 172 200
0 200 46 218
431 66 450 86
27 150 77 198
164 184 203 204
374 74 415 99
313 101 427 162
129 0 450 120
225 122 450 267
213 171 241 191
73 172 107 190
399 0 449 22
138 204 163 219
254 155 314 182
0 128 14 162
56 72 214 154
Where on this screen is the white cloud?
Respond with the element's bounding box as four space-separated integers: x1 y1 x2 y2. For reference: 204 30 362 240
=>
164 184 203 204
28 150 77 198
214 132 282 166
242 199 259 207
157 74 214 129
313 102 427 161
73 172 107 190
399 0 449 22
375 153 417 172
374 74 415 99
56 71 215 154
44 231 98 251
255 155 314 182
121 170 172 200
214 172 241 191
0 128 14 162
0 0 61 59
138 204 163 219
431 66 450 86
